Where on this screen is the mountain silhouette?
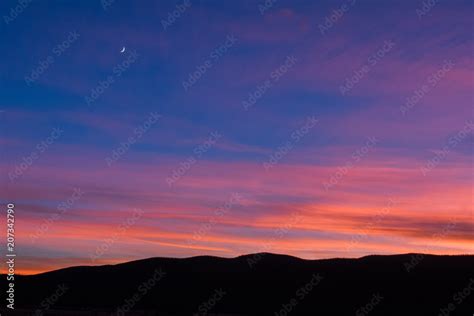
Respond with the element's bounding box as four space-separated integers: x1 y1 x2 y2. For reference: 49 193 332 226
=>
1 253 473 315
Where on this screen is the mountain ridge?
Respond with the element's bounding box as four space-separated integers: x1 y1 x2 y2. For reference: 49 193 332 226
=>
2 253 473 315
11 252 473 277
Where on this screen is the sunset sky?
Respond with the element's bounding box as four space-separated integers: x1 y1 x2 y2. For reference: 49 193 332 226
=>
0 0 473 274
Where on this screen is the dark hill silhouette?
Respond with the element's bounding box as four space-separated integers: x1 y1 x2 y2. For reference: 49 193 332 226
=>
1 253 473 315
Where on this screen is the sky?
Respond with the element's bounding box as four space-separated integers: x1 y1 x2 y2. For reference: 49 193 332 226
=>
0 0 472 274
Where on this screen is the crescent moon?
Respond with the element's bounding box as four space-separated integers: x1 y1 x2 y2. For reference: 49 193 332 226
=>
120 47 126 53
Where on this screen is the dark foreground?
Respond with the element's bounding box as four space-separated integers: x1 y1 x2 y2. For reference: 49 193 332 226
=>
1 253 473 315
